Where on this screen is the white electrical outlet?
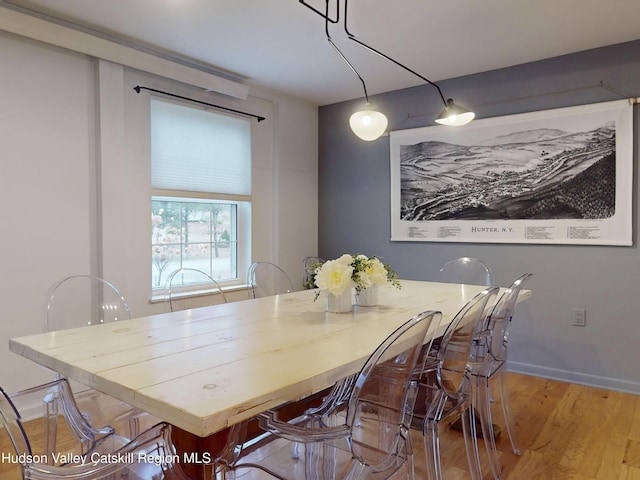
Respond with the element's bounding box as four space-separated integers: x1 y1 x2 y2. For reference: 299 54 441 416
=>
572 308 586 327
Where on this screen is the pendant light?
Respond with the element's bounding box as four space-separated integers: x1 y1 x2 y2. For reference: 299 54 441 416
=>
312 0 388 141
435 99 475 126
302 0 472 134
349 107 388 141
342 0 475 127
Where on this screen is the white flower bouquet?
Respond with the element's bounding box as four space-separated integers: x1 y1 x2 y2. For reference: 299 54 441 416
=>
351 254 400 292
313 254 356 299
313 253 400 300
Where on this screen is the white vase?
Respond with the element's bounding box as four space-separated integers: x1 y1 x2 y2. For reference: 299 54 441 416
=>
326 289 353 313
356 285 379 307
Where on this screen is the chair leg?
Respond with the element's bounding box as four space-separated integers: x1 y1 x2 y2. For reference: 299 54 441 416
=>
401 426 416 480
126 412 141 439
497 370 521 455
291 440 301 459
322 442 338 479
423 418 443 480
214 462 233 480
460 406 482 480
304 441 337 479
342 459 365 480
476 376 504 480
43 392 58 462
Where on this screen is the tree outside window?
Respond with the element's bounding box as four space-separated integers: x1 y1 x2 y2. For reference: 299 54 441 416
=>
152 199 236 289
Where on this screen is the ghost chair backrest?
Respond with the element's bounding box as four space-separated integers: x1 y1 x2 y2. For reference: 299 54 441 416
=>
248 262 294 298
437 257 493 286
302 256 324 290
165 268 228 312
44 275 131 332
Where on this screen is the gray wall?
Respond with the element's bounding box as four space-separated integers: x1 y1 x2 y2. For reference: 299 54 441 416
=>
318 40 640 394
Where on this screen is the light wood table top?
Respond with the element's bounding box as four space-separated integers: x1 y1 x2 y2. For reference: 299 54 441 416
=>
10 280 528 437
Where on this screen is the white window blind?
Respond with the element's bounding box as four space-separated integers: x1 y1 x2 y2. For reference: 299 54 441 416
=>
151 97 251 199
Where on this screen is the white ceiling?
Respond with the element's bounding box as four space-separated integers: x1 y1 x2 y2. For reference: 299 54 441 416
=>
6 0 640 105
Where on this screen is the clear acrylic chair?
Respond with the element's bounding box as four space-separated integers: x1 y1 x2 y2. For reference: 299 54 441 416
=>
417 287 499 480
302 256 324 290
43 275 150 436
248 261 295 298
470 273 533 480
1 379 123 462
230 310 442 480
436 257 493 286
44 275 131 330
0 378 191 479
165 268 228 312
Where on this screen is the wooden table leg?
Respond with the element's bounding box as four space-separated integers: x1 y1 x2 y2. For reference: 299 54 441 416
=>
171 388 331 479
172 424 245 480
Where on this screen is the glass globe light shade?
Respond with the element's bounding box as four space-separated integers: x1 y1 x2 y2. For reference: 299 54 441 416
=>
349 109 388 141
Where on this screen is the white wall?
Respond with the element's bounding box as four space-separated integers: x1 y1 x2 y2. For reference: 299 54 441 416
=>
272 94 320 285
0 31 95 388
0 29 318 393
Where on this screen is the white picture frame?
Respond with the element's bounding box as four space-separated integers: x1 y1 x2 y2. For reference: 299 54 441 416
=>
390 99 634 245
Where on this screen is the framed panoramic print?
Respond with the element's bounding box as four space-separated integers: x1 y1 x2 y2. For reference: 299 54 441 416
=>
390 99 634 245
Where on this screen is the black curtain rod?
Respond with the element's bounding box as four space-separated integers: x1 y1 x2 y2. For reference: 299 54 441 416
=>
133 86 265 122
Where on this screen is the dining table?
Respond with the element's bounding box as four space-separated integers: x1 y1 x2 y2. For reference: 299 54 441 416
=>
9 279 530 477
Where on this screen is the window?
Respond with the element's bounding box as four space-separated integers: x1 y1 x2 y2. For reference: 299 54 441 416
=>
151 198 245 287
150 97 251 291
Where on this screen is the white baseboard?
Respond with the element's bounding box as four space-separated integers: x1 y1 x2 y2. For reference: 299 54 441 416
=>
508 361 640 396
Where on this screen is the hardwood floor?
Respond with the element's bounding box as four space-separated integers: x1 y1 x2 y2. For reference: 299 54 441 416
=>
489 373 640 479
233 373 640 479
2 373 640 479
435 372 640 479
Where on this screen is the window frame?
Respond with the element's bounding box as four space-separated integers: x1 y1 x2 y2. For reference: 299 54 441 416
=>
151 194 250 294
149 95 252 297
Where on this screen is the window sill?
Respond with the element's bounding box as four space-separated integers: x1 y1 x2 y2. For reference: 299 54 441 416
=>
149 284 251 304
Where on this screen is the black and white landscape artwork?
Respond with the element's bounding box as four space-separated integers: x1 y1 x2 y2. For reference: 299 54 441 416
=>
400 122 616 221
390 100 633 245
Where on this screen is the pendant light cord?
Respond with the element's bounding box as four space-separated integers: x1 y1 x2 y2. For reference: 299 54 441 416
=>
322 0 370 104
342 0 447 108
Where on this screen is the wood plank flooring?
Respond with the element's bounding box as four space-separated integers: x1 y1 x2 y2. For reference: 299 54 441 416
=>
435 372 640 479
2 373 640 479
234 373 640 479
